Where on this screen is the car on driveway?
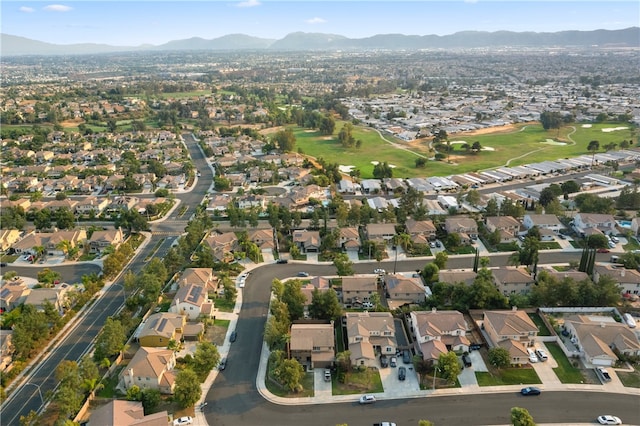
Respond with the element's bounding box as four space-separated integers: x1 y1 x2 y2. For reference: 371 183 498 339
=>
398 366 406 381
402 349 411 364
229 331 237 342
597 415 622 425
173 416 193 426
389 356 397 367
520 386 541 396
596 367 612 382
380 354 389 368
359 394 376 404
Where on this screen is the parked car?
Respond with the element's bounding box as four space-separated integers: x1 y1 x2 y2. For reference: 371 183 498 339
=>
297 271 309 277
535 349 548 362
398 366 406 381
276 259 288 264
462 354 472 367
402 349 411 364
596 367 612 382
597 415 622 425
324 368 332 382
390 356 397 367
429 241 436 249
219 358 227 370
374 268 386 275
520 386 541 396
597 248 610 253
362 302 374 309
527 348 538 363
380 354 389 368
469 343 482 351
173 416 193 426
359 394 376 404
0 262 6 267
229 331 237 342
435 240 442 248
610 235 619 243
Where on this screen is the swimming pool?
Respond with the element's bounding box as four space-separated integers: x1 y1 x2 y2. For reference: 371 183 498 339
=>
617 220 632 228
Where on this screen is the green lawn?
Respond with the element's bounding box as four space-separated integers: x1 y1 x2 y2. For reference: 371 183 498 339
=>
213 297 236 312
617 365 640 388
545 342 586 384
265 371 315 397
528 313 552 336
475 368 541 386
332 367 383 395
293 121 636 179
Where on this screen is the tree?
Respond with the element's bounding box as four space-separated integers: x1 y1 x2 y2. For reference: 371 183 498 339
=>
539 111 562 131
419 421 435 426
282 279 306 321
93 317 126 361
434 252 448 269
309 288 343 320
333 253 355 276
587 140 600 166
538 187 557 207
174 368 202 408
141 388 162 414
275 358 304 392
56 208 74 230
273 128 296 152
192 341 221 381
488 347 511 369
422 263 439 284
511 407 536 426
437 351 461 384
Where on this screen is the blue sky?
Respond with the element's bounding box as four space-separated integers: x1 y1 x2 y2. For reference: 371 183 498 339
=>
2 1 638 46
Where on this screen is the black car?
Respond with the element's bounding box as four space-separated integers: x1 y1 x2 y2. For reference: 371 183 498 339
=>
469 344 482 351
402 349 411 364
398 366 406 381
0 262 7 267
380 354 389 368
520 386 541 396
229 331 237 342
276 259 288 264
462 354 472 367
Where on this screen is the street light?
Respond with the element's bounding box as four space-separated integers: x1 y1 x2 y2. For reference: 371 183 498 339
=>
25 382 44 404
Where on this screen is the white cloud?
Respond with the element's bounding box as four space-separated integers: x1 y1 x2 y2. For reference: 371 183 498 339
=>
236 0 260 8
305 17 327 25
19 6 35 12
43 4 73 12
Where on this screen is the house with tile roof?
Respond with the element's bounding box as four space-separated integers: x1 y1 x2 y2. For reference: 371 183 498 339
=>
485 216 521 243
179 267 217 293
88 227 125 254
204 231 239 263
11 230 87 256
564 314 640 367
87 400 168 426
437 269 477 286
365 223 397 242
341 275 378 307
301 276 333 309
289 323 335 369
483 308 538 365
492 267 535 296
444 216 478 241
592 264 638 296
249 228 275 250
523 214 564 233
292 229 321 253
338 227 361 253
405 219 437 245
409 309 470 361
344 312 397 367
384 274 428 309
119 347 177 394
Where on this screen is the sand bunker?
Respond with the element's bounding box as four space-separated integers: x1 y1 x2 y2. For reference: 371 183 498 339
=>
481 146 495 151
602 127 628 133
542 139 567 146
582 124 592 128
339 165 355 173
371 161 379 165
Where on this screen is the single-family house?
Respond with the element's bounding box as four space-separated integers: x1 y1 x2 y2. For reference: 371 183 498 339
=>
592 264 638 296
341 275 378 306
88 227 125 254
338 227 361 253
0 279 30 312
292 230 321 253
179 268 218 293
523 214 564 233
492 267 535 295
485 216 521 242
204 232 239 263
444 217 478 241
437 270 477 286
564 314 640 367
0 229 22 252
249 228 275 250
483 307 538 352
345 312 397 367
405 219 437 245
409 309 470 361
119 347 177 394
365 223 397 242
289 323 335 369
87 400 168 426
137 313 186 347
384 274 428 309
573 213 617 236
169 283 213 321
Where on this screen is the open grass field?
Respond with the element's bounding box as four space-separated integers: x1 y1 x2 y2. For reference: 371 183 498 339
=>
292 121 637 179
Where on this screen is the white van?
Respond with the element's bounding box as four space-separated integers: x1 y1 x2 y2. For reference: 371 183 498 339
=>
535 348 548 361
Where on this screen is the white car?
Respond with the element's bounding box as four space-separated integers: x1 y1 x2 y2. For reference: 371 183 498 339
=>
173 416 193 426
527 348 538 363
374 268 386 275
359 394 376 404
597 415 622 425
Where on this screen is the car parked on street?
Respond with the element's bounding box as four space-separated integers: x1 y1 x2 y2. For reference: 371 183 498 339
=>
297 271 309 277
219 358 227 370
520 386 541 396
173 416 193 426
229 331 237 342
374 268 386 275
359 394 376 404
276 259 288 264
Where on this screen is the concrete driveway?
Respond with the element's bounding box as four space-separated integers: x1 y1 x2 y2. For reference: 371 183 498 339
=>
379 363 421 397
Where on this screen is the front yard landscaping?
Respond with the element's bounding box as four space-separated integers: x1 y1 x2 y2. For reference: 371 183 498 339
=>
476 367 541 386
617 364 640 388
545 342 586 384
332 367 383 395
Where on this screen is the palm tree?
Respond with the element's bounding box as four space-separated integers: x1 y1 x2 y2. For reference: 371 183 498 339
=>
587 140 600 167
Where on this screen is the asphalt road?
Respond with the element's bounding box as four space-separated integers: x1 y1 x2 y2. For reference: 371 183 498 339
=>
204 262 640 426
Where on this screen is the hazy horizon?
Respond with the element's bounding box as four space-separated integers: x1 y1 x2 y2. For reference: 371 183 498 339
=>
1 0 639 47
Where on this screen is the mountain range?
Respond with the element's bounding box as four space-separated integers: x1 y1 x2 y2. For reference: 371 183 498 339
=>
2 27 639 56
